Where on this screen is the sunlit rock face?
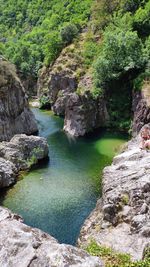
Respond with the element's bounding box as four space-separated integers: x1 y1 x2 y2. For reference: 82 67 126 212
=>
0 206 104 267
0 58 38 141
78 124 150 261
64 91 108 137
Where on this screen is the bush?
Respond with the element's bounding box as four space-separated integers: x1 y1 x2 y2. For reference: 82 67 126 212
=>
121 0 147 13
94 27 144 88
133 1 150 36
60 24 79 45
39 95 51 109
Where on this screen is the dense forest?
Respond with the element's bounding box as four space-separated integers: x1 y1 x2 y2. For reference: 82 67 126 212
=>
0 0 150 131
0 0 92 76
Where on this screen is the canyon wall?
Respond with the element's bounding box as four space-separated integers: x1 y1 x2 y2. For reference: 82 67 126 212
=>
0 59 38 141
78 124 150 260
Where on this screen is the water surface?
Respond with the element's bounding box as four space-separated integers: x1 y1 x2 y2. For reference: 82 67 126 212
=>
0 108 127 245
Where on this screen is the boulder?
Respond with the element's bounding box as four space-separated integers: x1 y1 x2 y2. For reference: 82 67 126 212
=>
0 206 103 267
0 134 49 188
0 59 38 141
0 134 49 171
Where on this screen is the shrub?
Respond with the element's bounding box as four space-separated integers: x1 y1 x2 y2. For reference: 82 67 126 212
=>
60 24 79 45
133 1 150 37
121 0 147 13
39 95 51 109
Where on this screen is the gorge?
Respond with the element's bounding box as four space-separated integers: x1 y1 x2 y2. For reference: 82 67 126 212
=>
0 0 150 266
0 107 127 245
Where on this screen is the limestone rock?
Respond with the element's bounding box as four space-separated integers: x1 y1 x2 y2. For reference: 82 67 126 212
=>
0 59 38 141
0 134 49 171
64 92 108 137
0 134 49 188
37 41 109 137
0 206 103 267
78 124 150 260
0 158 17 188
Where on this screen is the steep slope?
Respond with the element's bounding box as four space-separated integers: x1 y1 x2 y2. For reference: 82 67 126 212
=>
0 58 38 141
78 124 150 261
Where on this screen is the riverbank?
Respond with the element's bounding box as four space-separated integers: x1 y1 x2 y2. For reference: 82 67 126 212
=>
78 125 150 261
0 112 149 265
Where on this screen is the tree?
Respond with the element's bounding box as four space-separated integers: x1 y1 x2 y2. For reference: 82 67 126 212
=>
60 24 79 45
94 27 144 88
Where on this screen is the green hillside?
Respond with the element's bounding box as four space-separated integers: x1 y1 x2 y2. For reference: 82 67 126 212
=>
0 0 92 76
0 0 150 131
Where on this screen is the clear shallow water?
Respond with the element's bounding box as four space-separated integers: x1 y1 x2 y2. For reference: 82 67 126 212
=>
0 108 127 245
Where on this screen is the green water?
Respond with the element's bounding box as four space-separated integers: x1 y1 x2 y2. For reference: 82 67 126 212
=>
0 108 127 245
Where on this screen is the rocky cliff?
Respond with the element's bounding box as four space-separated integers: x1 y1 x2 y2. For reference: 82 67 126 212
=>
0 206 103 267
132 82 150 136
0 59 38 141
78 124 150 261
37 41 108 137
64 91 108 137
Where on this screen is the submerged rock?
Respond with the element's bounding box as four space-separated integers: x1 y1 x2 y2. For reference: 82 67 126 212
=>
78 125 150 260
0 134 49 188
0 59 38 141
0 206 103 267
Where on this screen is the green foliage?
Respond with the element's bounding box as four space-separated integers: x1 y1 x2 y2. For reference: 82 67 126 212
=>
0 0 92 76
91 87 103 99
133 1 150 37
94 27 144 88
83 38 101 67
86 240 150 267
0 43 4 55
121 0 148 13
39 95 51 109
60 24 79 45
91 0 120 32
26 147 44 168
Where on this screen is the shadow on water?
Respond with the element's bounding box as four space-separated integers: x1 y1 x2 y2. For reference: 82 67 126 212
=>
0 108 128 245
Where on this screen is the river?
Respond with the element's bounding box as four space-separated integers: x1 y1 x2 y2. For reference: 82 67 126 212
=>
0 108 127 245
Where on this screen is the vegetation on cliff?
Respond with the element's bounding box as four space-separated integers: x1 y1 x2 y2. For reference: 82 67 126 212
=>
0 0 92 77
0 0 150 132
90 0 150 131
